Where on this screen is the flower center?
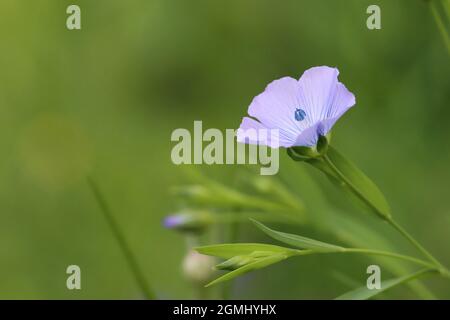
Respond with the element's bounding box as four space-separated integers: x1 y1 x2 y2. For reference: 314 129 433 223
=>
295 108 306 121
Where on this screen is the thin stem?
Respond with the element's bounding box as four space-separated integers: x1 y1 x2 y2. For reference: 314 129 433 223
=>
444 0 450 21
430 0 450 55
214 211 300 224
372 268 438 298
342 249 436 269
221 213 240 300
386 217 446 271
292 248 436 270
322 154 389 219
390 267 438 287
322 154 450 275
88 177 155 299
337 268 437 300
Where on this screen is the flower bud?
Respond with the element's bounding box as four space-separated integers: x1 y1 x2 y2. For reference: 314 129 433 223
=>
287 134 331 161
316 134 330 154
215 255 254 271
215 251 274 271
182 250 216 284
163 211 213 234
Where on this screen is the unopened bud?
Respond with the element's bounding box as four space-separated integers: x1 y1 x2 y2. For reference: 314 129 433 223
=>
182 250 216 284
215 251 274 271
163 211 213 233
287 134 331 161
215 255 254 271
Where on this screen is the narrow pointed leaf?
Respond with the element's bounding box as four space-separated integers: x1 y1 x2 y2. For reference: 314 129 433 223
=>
320 146 391 219
195 243 296 259
281 152 435 299
251 219 344 252
205 254 288 287
335 268 434 300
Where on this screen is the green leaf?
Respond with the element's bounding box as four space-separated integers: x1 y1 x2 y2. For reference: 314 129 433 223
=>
319 146 391 219
196 243 296 287
195 243 296 259
281 152 434 299
335 268 434 300
205 254 288 287
251 219 344 252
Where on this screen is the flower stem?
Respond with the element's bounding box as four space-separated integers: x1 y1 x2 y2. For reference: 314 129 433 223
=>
336 268 438 300
341 249 436 269
385 267 438 289
293 248 436 270
321 153 450 276
321 154 389 219
88 177 155 299
385 217 447 273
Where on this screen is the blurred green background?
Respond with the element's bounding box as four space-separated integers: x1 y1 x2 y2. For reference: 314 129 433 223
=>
0 0 449 299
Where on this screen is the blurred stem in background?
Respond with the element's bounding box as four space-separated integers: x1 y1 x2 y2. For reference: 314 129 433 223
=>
429 0 450 55
167 168 307 299
88 178 155 300
221 212 241 300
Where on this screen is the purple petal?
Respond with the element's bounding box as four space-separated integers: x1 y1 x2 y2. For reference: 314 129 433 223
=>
292 66 355 145
237 117 292 148
238 66 356 148
297 66 355 124
237 117 266 145
294 116 341 146
325 82 356 120
247 77 303 146
163 215 185 229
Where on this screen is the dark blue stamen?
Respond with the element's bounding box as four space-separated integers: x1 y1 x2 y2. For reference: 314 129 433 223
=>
295 108 306 121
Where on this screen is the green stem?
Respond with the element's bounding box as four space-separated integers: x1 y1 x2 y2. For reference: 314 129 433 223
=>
292 248 436 270
386 217 446 272
444 0 450 21
88 177 155 299
221 214 240 300
391 267 438 285
375 268 438 295
341 249 436 269
336 268 437 300
322 154 450 276
322 154 389 220
430 0 450 55
214 211 300 224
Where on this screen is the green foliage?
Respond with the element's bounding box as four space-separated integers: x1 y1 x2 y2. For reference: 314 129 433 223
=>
196 243 297 259
196 243 297 287
2 0 449 299
173 173 307 223
335 269 435 300
206 254 289 287
250 219 344 252
314 146 391 219
193 145 450 296
186 156 446 298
